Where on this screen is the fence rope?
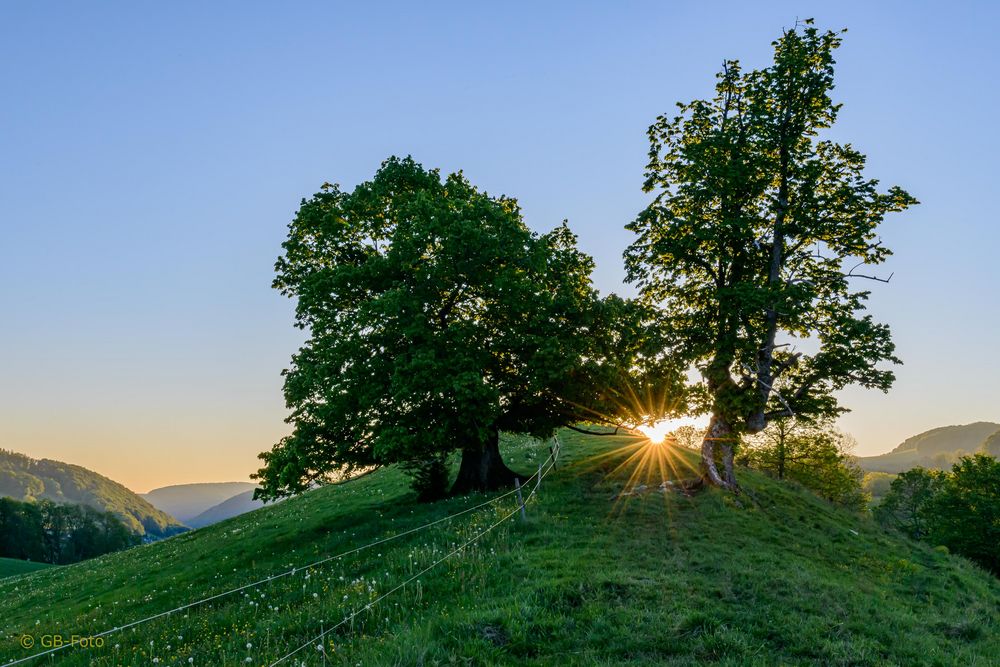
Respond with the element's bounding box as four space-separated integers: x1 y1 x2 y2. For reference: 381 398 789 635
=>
6 444 556 667
268 453 558 666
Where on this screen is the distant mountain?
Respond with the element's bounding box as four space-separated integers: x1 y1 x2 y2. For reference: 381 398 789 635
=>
142 482 258 524
984 431 1000 457
0 449 185 537
187 489 276 528
858 422 1000 473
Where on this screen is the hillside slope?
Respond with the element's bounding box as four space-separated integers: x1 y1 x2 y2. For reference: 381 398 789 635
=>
142 482 258 524
2 432 998 666
0 450 185 537
187 488 269 528
858 422 1000 473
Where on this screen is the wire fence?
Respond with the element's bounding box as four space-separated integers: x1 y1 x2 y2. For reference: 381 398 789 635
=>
269 438 559 666
6 437 560 667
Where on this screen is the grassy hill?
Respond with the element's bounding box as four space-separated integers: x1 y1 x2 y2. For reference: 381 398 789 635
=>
2 431 998 666
0 557 52 579
858 422 1000 473
0 449 185 537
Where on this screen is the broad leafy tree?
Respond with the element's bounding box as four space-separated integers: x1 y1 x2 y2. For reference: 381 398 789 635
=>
927 454 1000 574
625 21 917 490
256 157 681 499
873 467 943 540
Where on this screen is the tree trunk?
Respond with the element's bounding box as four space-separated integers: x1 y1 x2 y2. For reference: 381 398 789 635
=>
719 442 739 492
701 415 739 492
776 421 786 480
450 424 522 495
700 416 727 488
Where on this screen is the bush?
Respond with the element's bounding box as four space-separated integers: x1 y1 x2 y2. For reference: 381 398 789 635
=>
402 455 451 502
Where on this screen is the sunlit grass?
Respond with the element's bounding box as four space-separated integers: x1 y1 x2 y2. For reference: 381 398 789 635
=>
0 430 997 666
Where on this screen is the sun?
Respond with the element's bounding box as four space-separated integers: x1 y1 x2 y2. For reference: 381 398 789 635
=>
637 415 710 444
637 421 673 444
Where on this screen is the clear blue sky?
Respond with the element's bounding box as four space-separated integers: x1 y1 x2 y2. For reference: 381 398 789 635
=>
2 1 996 491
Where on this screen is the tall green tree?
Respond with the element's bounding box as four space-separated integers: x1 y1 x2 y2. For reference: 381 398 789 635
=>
874 467 945 541
625 21 917 490
740 418 867 510
256 157 681 499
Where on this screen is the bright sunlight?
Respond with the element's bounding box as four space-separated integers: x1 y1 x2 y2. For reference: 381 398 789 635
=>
637 415 711 444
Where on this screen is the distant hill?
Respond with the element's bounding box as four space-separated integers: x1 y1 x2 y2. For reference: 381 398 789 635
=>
142 482 257 524
0 449 185 537
858 422 1000 473
187 488 273 528
984 431 1000 457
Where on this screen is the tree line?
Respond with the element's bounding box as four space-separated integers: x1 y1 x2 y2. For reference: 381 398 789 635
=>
874 455 1000 574
0 497 139 565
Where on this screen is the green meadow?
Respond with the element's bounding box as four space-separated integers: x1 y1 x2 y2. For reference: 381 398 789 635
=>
2 431 998 666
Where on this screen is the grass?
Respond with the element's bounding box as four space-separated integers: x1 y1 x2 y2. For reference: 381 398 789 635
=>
1 430 998 666
0 558 53 579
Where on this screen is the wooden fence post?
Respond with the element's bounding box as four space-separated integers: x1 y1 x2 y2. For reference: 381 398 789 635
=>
514 478 527 520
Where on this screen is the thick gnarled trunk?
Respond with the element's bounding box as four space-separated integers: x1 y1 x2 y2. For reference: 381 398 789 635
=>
700 414 740 492
450 425 522 495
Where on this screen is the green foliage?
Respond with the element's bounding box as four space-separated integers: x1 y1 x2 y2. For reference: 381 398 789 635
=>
256 156 682 498
623 20 916 484
401 455 451 502
873 468 943 541
0 449 185 537
740 419 868 510
862 471 896 500
927 454 1000 574
1 431 998 665
0 497 139 565
876 455 1000 574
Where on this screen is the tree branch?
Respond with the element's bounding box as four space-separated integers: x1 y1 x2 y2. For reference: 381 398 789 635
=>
565 424 625 436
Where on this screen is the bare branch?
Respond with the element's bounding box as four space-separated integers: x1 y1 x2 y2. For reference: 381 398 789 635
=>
565 424 625 437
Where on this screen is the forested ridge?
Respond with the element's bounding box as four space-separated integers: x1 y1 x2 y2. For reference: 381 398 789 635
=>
0 449 185 537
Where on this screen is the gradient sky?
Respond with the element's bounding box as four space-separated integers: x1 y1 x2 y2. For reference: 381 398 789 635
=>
2 2 997 492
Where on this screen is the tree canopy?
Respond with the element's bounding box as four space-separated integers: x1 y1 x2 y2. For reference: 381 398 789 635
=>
624 20 917 489
256 157 681 499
